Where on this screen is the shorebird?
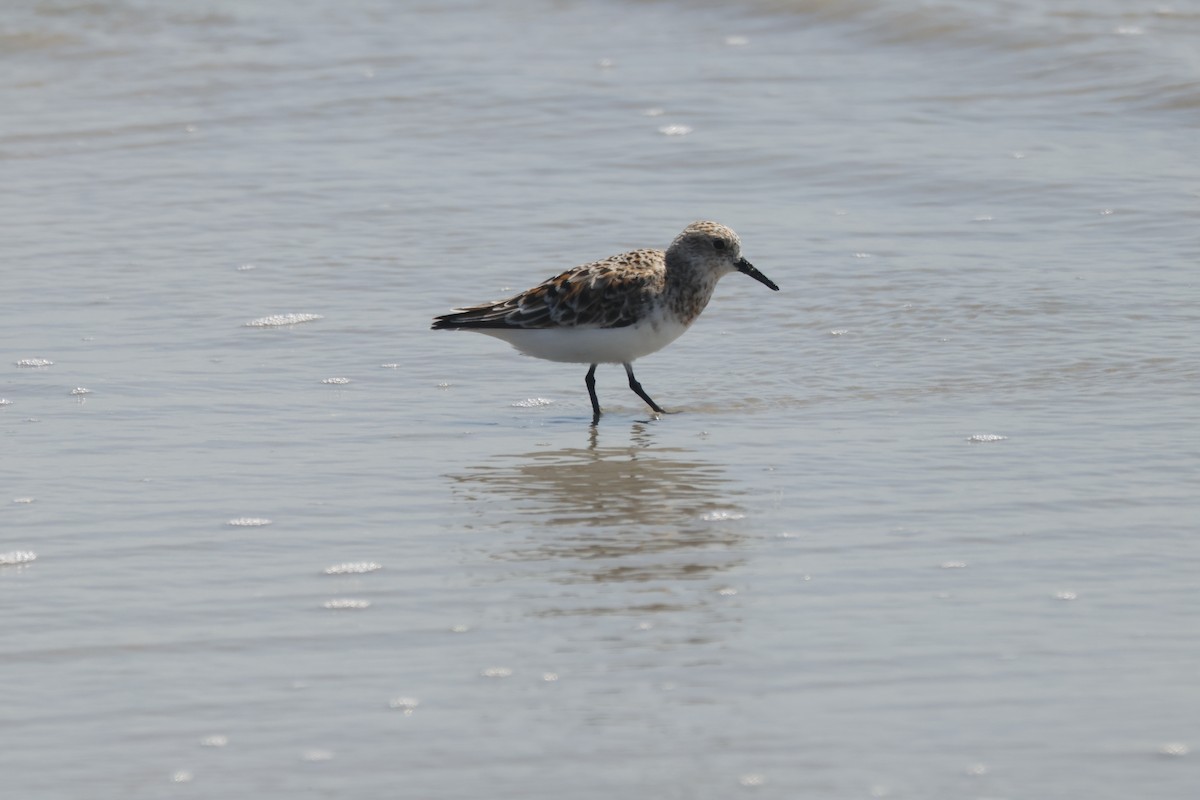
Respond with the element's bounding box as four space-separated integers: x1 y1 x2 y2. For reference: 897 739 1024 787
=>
432 221 778 423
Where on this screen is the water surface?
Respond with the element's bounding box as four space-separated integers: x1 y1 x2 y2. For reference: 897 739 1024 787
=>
3 0 1199 797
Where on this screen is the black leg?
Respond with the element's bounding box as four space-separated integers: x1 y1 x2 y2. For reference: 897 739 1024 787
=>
624 362 664 414
585 363 601 424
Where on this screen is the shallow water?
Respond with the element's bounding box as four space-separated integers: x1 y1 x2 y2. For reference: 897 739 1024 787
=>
3 0 1199 797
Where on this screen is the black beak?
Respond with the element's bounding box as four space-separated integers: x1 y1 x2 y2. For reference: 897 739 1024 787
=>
736 257 779 291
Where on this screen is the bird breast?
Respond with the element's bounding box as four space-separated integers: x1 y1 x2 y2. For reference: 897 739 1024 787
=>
478 312 691 364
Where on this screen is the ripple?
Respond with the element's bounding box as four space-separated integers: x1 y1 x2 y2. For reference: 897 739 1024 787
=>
70 387 92 396
658 124 692 136
321 377 350 385
12 497 34 504
967 433 1008 443
302 749 333 762
200 735 228 747
0 551 37 565
243 313 324 327
15 358 53 367
323 561 382 575
0 398 12 406
1160 742 1189 757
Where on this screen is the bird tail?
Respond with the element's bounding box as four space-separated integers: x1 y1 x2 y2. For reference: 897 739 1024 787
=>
431 306 514 330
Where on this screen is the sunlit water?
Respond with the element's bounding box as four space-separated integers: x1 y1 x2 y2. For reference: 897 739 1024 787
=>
3 0 1199 798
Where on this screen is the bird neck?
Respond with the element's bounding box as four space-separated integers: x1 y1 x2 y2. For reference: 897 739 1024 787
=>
664 251 720 326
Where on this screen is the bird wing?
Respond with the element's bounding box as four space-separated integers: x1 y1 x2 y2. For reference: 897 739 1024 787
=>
432 250 664 331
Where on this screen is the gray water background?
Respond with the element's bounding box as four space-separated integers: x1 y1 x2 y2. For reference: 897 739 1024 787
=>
3 0 1199 797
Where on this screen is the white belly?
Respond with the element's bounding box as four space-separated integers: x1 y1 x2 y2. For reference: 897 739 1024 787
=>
475 317 691 364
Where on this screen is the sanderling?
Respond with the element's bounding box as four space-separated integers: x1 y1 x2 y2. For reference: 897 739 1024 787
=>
432 221 778 423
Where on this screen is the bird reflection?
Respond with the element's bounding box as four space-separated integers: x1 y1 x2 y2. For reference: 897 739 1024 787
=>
448 424 748 588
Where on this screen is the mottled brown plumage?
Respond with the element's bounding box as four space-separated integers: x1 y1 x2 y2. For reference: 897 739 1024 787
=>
431 250 666 331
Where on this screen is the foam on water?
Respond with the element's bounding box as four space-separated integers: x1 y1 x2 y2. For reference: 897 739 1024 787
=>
388 697 420 713
322 599 370 610
323 562 382 575
480 667 513 678
658 124 693 136
225 517 272 527
243 313 324 327
511 397 554 408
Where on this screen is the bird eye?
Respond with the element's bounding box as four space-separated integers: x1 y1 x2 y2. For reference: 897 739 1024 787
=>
712 239 726 251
